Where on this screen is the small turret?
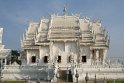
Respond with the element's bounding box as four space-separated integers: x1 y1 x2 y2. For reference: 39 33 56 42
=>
92 19 102 34
92 20 109 47
80 17 94 45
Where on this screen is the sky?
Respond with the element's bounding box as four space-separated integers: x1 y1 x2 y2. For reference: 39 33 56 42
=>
0 0 124 57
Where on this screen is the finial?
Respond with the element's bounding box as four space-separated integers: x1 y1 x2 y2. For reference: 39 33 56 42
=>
63 4 67 15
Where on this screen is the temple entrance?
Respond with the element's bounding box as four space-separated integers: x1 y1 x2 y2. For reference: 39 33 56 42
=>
59 70 73 82
31 56 36 63
44 56 48 63
82 56 86 62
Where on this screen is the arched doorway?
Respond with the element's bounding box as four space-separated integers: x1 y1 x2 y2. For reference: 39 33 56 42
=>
44 56 48 63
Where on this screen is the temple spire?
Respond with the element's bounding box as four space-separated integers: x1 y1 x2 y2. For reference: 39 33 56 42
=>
63 5 67 15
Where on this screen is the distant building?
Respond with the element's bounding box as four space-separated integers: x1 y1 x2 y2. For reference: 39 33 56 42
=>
0 28 11 66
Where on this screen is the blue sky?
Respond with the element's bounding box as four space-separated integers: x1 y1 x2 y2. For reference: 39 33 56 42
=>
0 0 124 57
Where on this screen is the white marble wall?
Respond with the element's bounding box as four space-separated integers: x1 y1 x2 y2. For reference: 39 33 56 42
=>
52 41 65 64
80 46 91 64
80 46 90 58
39 46 50 63
65 41 78 55
27 49 39 64
65 41 78 64
51 41 78 66
90 49 107 65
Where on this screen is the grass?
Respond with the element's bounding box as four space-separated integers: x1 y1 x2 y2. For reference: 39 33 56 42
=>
107 80 124 83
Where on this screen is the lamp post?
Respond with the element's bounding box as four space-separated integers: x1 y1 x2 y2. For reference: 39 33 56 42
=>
36 69 40 83
25 76 29 83
75 70 79 83
103 77 106 83
47 69 50 83
0 61 3 83
47 74 50 83
66 67 69 83
113 79 115 83
56 68 60 83
0 69 2 83
85 72 89 83
94 74 97 83
36 78 40 83
47 62 51 83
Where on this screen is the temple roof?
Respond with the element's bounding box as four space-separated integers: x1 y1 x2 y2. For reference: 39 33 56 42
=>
21 8 110 48
79 17 91 32
27 22 39 34
39 19 49 31
51 15 79 28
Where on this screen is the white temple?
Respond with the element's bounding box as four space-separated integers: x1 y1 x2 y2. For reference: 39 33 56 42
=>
21 8 111 81
21 10 109 66
1 8 124 82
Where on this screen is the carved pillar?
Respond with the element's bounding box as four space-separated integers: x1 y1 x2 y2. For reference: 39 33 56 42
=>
79 55 82 63
99 49 103 65
90 50 93 65
76 38 80 65
64 40 68 64
50 41 53 63
1 59 2 66
4 59 7 65
103 49 107 65
91 49 96 65
96 50 99 65
27 50 30 64
39 47 41 59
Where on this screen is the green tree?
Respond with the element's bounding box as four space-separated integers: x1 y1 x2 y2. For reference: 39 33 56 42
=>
11 50 21 65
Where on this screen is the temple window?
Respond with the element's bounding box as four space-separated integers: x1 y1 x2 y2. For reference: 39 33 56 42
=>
82 56 86 62
31 56 36 63
44 56 48 63
57 56 61 63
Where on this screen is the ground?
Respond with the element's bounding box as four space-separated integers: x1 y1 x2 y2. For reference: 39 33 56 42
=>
2 80 25 83
2 80 124 83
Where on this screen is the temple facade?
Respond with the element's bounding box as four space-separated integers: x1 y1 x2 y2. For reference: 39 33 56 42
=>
20 9 112 81
21 11 110 67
